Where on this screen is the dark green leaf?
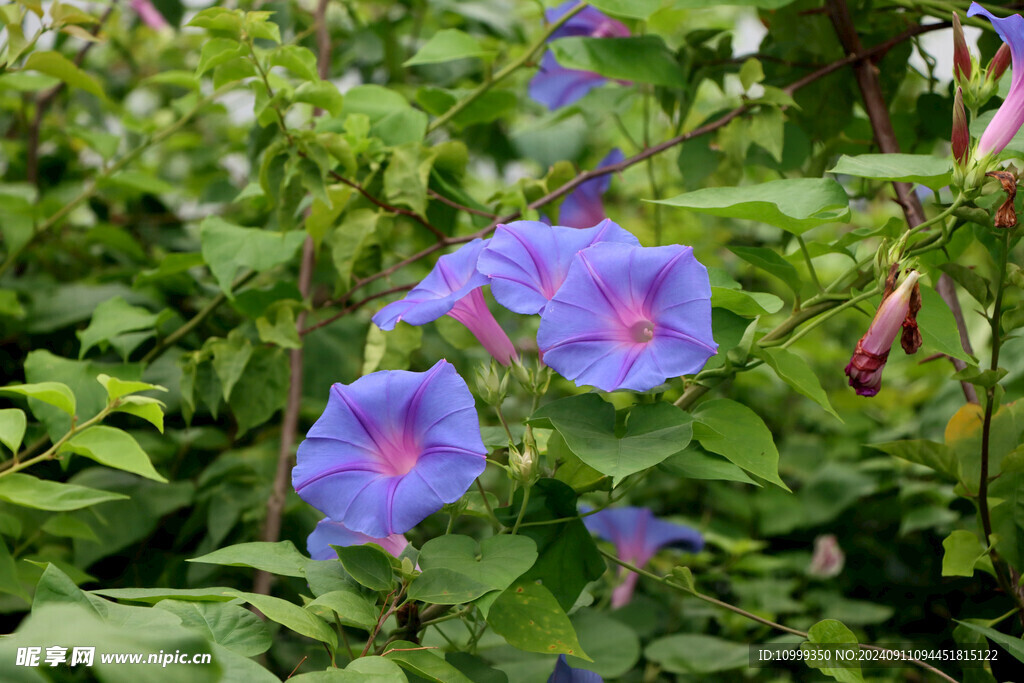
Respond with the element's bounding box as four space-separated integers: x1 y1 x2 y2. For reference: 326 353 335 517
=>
487 581 589 659
829 154 951 188
758 347 840 419
188 541 308 578
645 634 749 674
692 399 786 488
549 36 684 88
0 473 129 511
334 544 395 591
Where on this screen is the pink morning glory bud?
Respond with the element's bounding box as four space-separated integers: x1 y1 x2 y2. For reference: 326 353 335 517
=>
989 42 1012 81
845 270 921 397
131 0 169 29
953 87 970 168
953 12 972 83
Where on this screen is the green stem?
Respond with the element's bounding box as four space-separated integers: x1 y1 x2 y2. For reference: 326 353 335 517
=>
0 404 114 478
781 288 880 349
510 486 530 535
796 236 822 292
0 86 234 279
425 2 588 133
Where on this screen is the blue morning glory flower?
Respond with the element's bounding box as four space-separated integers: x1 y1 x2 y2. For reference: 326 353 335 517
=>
548 655 603 683
307 518 409 561
477 218 639 315
537 242 717 392
372 239 518 365
529 1 630 109
559 149 625 229
584 506 703 607
292 360 487 537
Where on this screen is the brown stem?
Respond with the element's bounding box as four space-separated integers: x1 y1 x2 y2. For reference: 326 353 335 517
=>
328 170 447 240
26 5 114 186
252 0 330 596
825 0 977 404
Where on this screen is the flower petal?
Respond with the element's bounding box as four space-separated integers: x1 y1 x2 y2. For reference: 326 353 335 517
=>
307 518 408 561
478 219 639 314
559 149 625 228
529 53 608 109
968 3 1024 155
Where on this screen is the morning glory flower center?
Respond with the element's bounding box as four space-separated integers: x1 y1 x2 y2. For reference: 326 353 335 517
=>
592 20 620 38
379 439 421 477
629 320 655 343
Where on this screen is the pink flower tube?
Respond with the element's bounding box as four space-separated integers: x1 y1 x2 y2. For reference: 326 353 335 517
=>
845 270 921 397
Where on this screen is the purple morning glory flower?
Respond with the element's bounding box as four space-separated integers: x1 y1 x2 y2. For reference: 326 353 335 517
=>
372 239 518 365
292 359 487 538
548 655 603 683
537 242 717 392
967 3 1024 156
477 218 639 315
584 506 703 607
559 149 625 229
307 518 408 561
529 2 630 109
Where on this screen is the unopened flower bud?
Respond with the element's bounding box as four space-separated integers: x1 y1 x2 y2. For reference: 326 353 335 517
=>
845 270 922 397
988 42 1011 82
475 361 509 405
508 444 539 484
953 87 970 168
953 13 972 83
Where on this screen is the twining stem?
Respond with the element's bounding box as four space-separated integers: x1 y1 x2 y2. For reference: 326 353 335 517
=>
796 236 822 292
598 549 959 683
425 2 588 133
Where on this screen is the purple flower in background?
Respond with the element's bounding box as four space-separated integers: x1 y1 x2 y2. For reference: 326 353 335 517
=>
537 242 717 392
559 149 625 228
477 218 639 315
307 518 408 561
585 507 703 607
372 239 518 365
529 2 630 109
845 270 921 397
292 360 487 537
131 0 169 29
967 3 1024 156
548 655 603 683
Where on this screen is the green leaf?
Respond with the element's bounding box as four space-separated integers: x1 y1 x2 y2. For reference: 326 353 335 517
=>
384 143 435 216
0 536 27 601
224 590 337 647
362 324 423 374
409 535 537 604
210 333 253 401
294 81 344 116
383 640 473 683
59 426 167 482
96 375 167 401
954 620 1024 664
268 44 319 81
711 287 784 316
692 398 786 488
188 541 308 578
758 347 841 420
334 544 395 591
938 263 991 307
549 36 685 88
739 58 765 90
870 440 959 481
112 396 165 433
532 395 693 484
487 580 589 659
941 530 987 577
77 297 160 359
256 304 302 349
41 515 98 541
588 0 661 19
99 170 178 196
727 246 803 295
805 619 863 683
228 347 290 436
492 479 605 612
0 408 26 454
645 634 749 674
199 216 307 295
829 154 952 188
24 50 103 98
156 599 272 657
404 29 495 66
917 284 974 363
291 657 409 681
566 609 641 677
658 450 756 484
92 587 240 604
653 178 850 234
306 588 379 631
0 473 129 511
330 209 379 292
196 37 246 76
0 381 76 417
